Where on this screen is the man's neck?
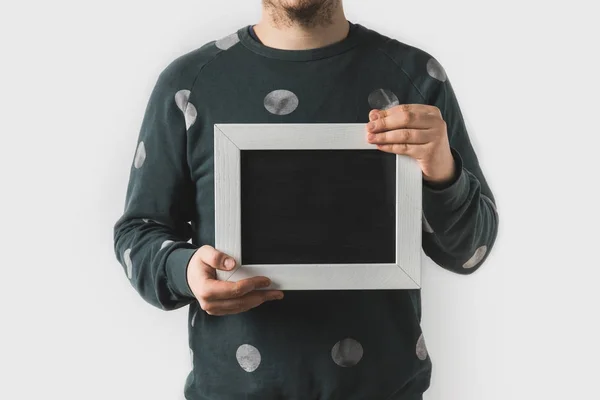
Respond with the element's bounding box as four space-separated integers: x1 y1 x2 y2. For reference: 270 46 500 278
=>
253 3 349 51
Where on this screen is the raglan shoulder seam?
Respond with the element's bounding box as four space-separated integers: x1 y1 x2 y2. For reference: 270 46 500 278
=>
161 38 235 94
375 42 428 103
189 39 242 95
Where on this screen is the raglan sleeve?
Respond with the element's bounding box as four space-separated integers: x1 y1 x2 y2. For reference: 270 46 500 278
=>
420 62 499 274
113 63 200 310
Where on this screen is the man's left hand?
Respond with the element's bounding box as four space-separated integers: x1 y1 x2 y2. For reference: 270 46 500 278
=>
366 104 456 185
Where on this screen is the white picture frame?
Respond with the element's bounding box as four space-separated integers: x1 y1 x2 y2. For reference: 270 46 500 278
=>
214 123 422 290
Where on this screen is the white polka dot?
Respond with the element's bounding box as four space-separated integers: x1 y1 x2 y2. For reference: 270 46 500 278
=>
422 213 434 234
174 90 197 130
368 88 399 110
416 333 428 360
160 240 174 250
191 309 198 327
133 141 146 169
427 58 447 82
123 248 133 279
215 32 240 50
236 344 261 372
174 89 190 110
331 338 363 367
463 245 487 269
142 218 149 223
185 105 197 130
264 89 299 115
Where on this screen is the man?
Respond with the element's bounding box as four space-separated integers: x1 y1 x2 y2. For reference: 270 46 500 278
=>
113 0 499 399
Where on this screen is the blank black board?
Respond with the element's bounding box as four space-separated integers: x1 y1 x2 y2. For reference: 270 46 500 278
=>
240 149 396 265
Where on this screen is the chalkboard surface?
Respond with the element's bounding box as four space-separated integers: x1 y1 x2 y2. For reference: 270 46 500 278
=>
240 149 396 265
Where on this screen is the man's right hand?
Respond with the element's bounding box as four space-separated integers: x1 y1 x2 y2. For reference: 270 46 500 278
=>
186 244 284 316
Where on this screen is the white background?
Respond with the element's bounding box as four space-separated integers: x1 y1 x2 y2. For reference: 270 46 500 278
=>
1 1 599 399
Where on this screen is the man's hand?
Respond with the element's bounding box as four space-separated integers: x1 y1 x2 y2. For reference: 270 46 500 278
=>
187 245 284 316
365 104 456 185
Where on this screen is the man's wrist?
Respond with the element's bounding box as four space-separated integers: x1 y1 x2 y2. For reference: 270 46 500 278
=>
423 147 462 191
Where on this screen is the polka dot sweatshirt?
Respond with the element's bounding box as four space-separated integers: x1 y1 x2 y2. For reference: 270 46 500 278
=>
113 21 499 400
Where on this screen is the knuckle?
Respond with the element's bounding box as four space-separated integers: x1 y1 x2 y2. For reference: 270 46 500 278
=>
202 250 222 269
398 111 409 125
198 299 209 311
200 285 218 299
396 143 409 153
210 252 222 268
198 286 213 300
196 290 207 302
231 282 245 297
200 292 213 302
202 303 220 316
237 300 253 313
198 244 212 256
440 119 447 131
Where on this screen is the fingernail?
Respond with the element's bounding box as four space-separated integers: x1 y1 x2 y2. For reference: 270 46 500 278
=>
259 279 271 288
370 111 380 120
367 121 376 130
271 293 284 300
224 258 235 269
368 133 375 141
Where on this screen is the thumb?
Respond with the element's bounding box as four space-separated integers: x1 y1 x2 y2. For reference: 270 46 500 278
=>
369 109 381 121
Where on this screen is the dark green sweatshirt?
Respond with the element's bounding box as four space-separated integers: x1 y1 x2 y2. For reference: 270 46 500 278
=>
113 20 498 400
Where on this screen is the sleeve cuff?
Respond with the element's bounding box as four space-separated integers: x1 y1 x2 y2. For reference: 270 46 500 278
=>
166 246 199 299
422 148 470 223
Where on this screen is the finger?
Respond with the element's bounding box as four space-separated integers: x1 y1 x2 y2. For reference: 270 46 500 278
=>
367 107 438 132
200 276 273 301
372 104 440 119
197 244 237 271
204 290 285 316
367 128 434 145
375 142 429 157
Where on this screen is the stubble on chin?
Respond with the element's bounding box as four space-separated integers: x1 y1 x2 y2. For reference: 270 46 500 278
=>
262 0 338 29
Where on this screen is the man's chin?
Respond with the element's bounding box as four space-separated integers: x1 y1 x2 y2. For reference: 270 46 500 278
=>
283 0 330 24
264 0 336 28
